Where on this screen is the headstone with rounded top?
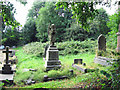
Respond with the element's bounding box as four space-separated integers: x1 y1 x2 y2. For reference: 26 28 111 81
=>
98 34 106 51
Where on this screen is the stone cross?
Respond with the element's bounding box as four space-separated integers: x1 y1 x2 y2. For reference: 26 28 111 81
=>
48 24 56 46
98 34 106 51
2 46 12 64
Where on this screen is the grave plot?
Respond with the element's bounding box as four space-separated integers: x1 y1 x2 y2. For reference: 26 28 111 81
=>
0 46 17 86
72 59 95 73
94 34 116 66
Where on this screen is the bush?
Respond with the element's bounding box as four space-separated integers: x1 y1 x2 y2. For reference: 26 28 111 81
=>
23 42 47 57
23 40 97 57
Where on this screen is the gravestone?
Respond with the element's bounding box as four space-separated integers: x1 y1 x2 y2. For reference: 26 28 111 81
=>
98 34 106 51
1 46 15 74
74 59 82 64
45 24 61 71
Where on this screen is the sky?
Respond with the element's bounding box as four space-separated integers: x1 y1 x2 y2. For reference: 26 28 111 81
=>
10 0 118 27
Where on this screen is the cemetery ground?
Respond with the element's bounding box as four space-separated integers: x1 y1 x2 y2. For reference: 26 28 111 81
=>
1 40 119 89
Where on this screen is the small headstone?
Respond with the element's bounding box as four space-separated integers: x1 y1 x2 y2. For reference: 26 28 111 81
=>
69 69 73 75
82 63 86 66
9 50 15 57
74 59 82 64
98 34 106 51
43 75 48 82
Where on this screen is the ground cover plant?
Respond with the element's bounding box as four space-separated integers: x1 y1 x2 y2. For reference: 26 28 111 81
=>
2 40 118 89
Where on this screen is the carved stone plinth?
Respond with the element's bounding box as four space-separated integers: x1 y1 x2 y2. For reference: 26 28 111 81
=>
2 64 15 74
45 46 61 71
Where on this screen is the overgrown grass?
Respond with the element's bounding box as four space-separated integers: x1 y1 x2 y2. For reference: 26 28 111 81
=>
11 45 112 88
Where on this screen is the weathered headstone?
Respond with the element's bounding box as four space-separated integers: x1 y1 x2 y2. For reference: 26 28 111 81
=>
98 34 106 51
45 24 61 71
74 59 82 64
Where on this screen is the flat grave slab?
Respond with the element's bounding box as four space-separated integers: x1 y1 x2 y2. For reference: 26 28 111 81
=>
0 74 14 80
94 56 115 66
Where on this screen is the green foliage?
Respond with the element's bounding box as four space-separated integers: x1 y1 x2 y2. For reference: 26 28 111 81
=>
23 42 46 57
88 8 110 39
36 2 72 42
56 2 98 29
2 26 20 46
23 40 97 57
27 1 45 18
107 13 118 49
57 39 97 55
64 22 89 41
0 1 20 28
22 17 37 44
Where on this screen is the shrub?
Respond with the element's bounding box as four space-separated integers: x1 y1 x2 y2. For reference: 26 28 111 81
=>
23 40 97 57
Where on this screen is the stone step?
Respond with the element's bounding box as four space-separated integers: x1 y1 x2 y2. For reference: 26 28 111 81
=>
45 60 61 65
45 65 61 68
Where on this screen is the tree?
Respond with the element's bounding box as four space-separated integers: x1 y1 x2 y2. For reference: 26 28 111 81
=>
107 13 118 48
27 1 45 18
56 1 119 29
22 17 37 44
36 2 73 42
88 8 110 39
2 26 20 46
64 22 89 41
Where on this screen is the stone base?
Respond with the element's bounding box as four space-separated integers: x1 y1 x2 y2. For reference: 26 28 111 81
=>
45 45 61 71
1 64 15 74
94 56 114 66
45 65 61 71
116 47 120 52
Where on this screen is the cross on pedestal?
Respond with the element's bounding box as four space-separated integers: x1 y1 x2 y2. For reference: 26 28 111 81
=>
2 46 12 64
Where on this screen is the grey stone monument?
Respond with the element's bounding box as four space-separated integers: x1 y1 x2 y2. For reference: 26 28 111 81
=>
0 7 2 46
45 24 61 71
98 34 106 51
1 46 15 74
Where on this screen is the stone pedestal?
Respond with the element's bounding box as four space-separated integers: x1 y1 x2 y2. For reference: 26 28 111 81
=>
2 64 14 74
116 24 120 52
45 46 61 71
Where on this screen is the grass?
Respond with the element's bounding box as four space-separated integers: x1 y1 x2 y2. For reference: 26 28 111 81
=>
7 46 112 88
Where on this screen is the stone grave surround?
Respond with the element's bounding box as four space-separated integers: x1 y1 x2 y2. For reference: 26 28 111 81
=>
72 59 87 73
94 34 114 66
